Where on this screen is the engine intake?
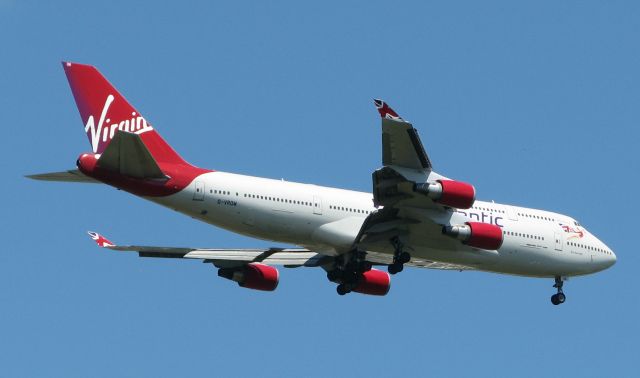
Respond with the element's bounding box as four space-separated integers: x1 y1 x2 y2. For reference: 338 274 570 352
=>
353 269 391 296
442 222 504 250
218 263 279 291
414 180 476 209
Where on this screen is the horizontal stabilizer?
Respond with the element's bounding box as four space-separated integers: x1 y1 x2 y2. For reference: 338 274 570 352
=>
98 130 168 179
25 169 99 183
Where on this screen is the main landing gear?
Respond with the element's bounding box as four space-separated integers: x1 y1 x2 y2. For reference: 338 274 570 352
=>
327 252 372 296
336 282 351 296
388 236 410 275
551 276 566 305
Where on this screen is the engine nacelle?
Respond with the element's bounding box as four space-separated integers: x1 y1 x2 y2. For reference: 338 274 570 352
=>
353 269 391 296
442 222 504 250
414 180 476 209
218 263 279 291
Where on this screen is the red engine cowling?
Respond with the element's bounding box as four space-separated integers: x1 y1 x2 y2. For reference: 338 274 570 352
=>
353 269 391 296
442 222 504 250
414 180 476 209
218 263 279 291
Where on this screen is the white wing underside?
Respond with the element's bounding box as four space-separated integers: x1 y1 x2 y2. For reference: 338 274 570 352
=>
107 245 325 267
105 245 474 271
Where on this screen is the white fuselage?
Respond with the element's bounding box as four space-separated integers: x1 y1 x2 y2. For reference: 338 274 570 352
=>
150 171 616 278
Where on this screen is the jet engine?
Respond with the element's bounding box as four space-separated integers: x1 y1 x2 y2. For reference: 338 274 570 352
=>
218 263 279 291
353 269 391 296
442 222 504 250
414 180 476 209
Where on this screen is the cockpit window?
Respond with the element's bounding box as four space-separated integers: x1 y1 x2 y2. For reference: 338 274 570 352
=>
574 221 582 227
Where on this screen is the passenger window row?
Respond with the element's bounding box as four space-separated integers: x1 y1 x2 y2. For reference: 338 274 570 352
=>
329 205 373 214
568 242 612 255
243 193 312 207
210 189 231 195
472 206 505 214
517 212 555 222
504 230 544 241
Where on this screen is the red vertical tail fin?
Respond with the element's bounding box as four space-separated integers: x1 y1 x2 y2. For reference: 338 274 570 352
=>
62 62 187 165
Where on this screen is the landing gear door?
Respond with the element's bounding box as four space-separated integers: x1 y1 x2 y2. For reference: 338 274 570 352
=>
313 196 322 215
193 181 205 201
554 232 563 251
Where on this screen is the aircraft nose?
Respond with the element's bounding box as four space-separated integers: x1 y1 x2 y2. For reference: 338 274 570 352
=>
608 250 617 267
599 245 617 270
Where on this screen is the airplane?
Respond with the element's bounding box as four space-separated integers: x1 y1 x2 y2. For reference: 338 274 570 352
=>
27 62 617 305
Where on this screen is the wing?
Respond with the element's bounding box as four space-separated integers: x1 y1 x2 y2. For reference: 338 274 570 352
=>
88 231 471 271
87 231 329 267
373 99 432 170
371 99 474 213
353 101 498 258
375 99 432 170
372 99 467 211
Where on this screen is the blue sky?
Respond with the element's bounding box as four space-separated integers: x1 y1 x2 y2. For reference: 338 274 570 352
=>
1 1 639 377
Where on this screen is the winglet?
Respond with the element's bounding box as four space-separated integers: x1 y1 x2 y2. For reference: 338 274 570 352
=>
87 231 115 248
373 99 405 121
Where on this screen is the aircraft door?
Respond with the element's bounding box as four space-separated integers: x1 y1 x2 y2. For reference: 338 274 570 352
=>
313 196 323 215
193 181 205 201
554 232 563 251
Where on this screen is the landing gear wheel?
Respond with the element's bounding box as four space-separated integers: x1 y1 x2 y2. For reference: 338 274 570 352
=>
388 263 403 275
398 252 411 264
389 236 409 273
551 276 566 305
336 284 351 296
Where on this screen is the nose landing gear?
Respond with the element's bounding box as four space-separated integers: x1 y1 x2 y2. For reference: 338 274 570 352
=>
388 236 410 275
551 276 566 305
